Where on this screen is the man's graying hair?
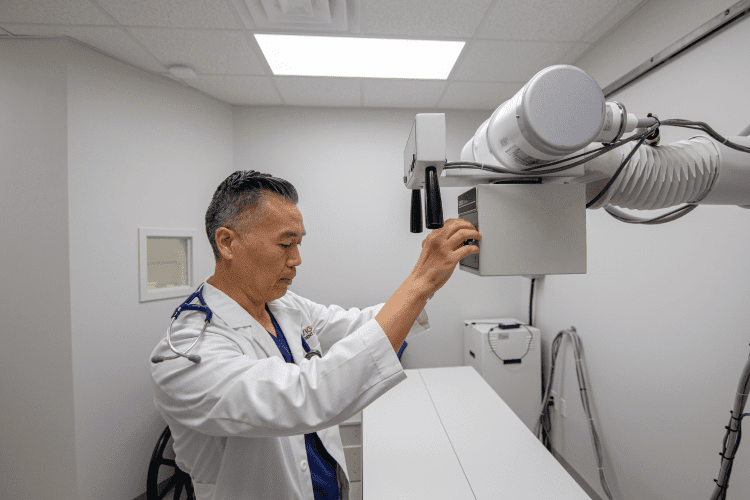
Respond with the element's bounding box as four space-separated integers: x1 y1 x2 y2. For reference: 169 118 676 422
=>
205 170 299 261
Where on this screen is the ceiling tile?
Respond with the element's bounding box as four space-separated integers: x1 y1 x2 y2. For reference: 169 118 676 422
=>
127 28 265 75
0 0 114 25
557 42 591 65
1 24 167 73
453 40 572 82
274 76 361 107
187 75 282 105
478 0 621 42
92 0 242 29
362 79 446 108
439 81 522 110
361 0 494 38
581 0 647 43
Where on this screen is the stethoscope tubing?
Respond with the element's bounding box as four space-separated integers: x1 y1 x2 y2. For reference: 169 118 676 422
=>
152 284 322 364
164 315 209 363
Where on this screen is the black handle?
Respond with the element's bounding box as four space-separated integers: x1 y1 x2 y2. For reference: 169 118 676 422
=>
424 166 444 229
410 189 423 233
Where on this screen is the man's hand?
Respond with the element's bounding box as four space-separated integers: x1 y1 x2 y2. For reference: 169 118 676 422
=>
409 219 482 297
376 219 481 354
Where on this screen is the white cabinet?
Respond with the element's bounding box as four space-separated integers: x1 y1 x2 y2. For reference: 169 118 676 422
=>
463 318 541 431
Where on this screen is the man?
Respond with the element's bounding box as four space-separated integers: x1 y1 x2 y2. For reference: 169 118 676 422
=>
150 170 481 500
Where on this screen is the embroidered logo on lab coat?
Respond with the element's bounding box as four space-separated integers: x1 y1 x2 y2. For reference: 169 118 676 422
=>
302 326 314 340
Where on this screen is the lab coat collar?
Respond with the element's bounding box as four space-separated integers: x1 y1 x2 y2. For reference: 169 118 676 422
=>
200 279 259 329
200 279 305 364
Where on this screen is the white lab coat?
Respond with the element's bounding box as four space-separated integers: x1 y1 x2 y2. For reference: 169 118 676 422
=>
150 280 430 500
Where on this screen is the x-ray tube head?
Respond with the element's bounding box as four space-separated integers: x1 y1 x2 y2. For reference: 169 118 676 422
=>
478 65 606 170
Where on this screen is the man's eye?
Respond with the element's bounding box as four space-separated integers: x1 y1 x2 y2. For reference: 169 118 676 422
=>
280 242 301 248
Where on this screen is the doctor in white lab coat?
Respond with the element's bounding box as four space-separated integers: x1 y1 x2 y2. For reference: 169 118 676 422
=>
150 170 482 500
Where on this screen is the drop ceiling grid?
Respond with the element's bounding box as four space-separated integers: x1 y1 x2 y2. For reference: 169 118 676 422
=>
273 76 362 107
359 0 495 39
91 0 243 29
438 81 522 110
0 0 114 26
477 0 624 42
453 39 575 82
126 27 266 75
0 0 652 109
362 79 447 108
189 75 283 105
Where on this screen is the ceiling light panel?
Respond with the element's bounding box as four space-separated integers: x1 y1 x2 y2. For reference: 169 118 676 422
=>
255 34 465 79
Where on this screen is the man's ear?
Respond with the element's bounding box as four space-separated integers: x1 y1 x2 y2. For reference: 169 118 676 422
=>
214 227 236 261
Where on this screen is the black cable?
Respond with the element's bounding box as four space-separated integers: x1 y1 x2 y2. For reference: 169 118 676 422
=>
714 411 744 498
529 278 536 327
537 329 617 500
443 125 655 177
586 134 648 209
525 125 656 173
447 117 747 224
661 119 750 154
593 118 750 212
604 204 699 225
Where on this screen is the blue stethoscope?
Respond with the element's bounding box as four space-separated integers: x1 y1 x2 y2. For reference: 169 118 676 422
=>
151 284 322 364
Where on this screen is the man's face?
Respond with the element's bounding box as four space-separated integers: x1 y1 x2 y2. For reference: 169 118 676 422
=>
229 195 305 303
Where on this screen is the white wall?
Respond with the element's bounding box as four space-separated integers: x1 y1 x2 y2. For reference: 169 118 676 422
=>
540 1 750 499
233 106 529 368
66 44 233 500
0 39 78 500
0 39 234 500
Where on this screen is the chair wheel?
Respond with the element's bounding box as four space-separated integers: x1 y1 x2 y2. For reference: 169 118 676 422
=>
147 426 195 500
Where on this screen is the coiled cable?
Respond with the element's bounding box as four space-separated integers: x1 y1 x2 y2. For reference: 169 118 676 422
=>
535 327 617 500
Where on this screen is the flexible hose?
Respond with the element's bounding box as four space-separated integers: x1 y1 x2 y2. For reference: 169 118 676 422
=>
584 137 719 210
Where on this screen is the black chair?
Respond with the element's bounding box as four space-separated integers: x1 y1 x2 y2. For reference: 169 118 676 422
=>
147 426 195 500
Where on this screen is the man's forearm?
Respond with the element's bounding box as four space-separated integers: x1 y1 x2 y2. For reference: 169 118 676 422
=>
375 278 430 354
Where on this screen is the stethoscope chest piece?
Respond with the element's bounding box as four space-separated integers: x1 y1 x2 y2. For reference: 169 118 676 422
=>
304 350 322 360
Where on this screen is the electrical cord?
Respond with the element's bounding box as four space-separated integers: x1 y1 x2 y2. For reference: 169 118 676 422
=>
586 133 649 209
486 323 533 364
709 347 750 500
597 119 725 224
443 124 656 177
594 116 736 223
586 118 750 216
661 119 750 154
529 277 536 327
446 117 750 225
535 327 617 500
604 204 698 225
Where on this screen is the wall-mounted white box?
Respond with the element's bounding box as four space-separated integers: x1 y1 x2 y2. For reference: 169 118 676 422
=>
458 183 587 276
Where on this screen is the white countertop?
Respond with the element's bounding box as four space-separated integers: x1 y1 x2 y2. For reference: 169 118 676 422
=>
362 366 592 499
